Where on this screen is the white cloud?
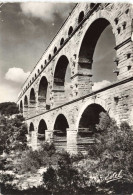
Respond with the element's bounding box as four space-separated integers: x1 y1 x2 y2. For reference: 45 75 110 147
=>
92 80 111 92
20 2 72 21
0 83 18 103
5 67 30 83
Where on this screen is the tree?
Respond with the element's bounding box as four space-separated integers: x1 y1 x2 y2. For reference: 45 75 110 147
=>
43 152 86 195
0 114 28 154
86 112 133 194
0 102 19 116
43 166 58 194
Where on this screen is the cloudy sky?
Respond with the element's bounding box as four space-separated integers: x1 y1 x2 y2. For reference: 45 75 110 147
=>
0 2 116 103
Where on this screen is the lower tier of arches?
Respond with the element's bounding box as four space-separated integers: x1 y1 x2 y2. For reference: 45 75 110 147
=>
25 79 133 153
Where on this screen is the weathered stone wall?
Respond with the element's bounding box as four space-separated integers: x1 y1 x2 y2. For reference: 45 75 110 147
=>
17 3 133 153
25 78 133 152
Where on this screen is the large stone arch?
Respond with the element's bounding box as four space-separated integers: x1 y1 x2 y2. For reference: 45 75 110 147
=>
38 76 49 112
20 100 23 113
74 10 117 98
29 88 36 118
77 17 116 75
77 9 116 59
54 113 69 133
38 76 48 102
76 98 109 129
27 121 38 149
53 113 69 151
29 122 34 132
38 119 47 144
52 55 71 107
53 55 70 89
38 119 47 134
51 110 71 130
24 95 28 106
29 122 35 143
30 88 36 103
24 95 28 118
78 103 106 130
76 102 107 153
79 18 112 66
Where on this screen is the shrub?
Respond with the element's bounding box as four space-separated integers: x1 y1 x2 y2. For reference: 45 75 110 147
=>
0 114 28 155
15 143 59 174
43 166 58 193
85 112 133 193
0 102 19 116
43 151 95 195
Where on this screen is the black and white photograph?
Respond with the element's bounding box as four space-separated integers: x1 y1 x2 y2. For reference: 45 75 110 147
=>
0 1 133 194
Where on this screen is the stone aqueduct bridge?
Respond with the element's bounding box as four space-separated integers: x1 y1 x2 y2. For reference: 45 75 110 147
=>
17 3 133 153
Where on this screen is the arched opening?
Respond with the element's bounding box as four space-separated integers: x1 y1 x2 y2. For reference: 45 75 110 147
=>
24 95 28 118
79 103 106 130
78 103 106 152
60 38 64 46
49 54 51 60
30 88 36 104
38 119 47 144
29 122 34 144
90 3 95 9
41 65 43 70
38 76 48 104
24 95 28 106
29 122 34 132
29 88 36 117
20 100 23 113
54 114 69 135
53 55 70 106
78 11 84 24
54 47 57 54
54 114 69 150
78 18 117 93
68 26 73 36
54 55 69 90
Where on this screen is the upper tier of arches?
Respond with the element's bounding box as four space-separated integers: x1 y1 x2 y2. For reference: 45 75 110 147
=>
19 3 132 115
20 3 120 96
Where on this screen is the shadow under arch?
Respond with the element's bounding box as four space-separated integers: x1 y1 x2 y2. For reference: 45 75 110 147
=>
24 95 28 106
38 119 47 145
20 100 23 113
29 122 34 144
79 18 110 62
53 114 69 151
78 18 117 94
78 103 106 131
38 76 48 101
29 122 34 132
30 88 36 103
53 55 70 107
29 88 36 117
77 103 107 153
54 55 69 89
24 95 28 118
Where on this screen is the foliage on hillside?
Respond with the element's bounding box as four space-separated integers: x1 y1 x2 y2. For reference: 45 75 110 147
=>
1 112 133 194
42 113 133 194
0 113 28 193
0 114 28 155
0 102 19 116
87 112 133 176
14 143 58 174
